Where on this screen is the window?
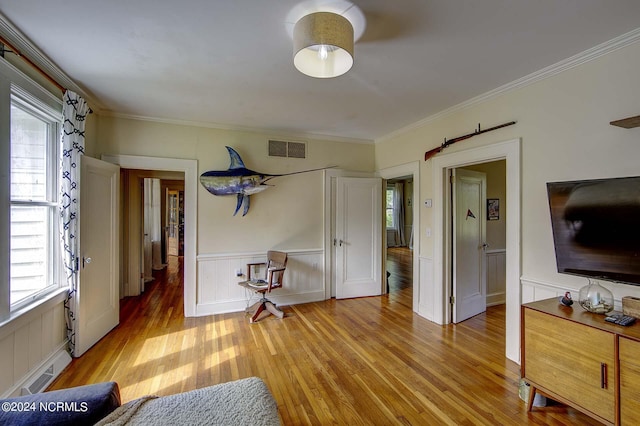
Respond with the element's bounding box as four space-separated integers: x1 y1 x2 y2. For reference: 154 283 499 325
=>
386 187 395 229
9 94 61 309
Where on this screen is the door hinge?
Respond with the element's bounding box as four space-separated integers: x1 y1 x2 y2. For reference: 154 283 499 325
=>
450 175 455 184
450 296 455 304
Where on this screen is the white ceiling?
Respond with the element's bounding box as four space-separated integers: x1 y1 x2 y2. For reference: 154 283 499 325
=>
1 1 639 142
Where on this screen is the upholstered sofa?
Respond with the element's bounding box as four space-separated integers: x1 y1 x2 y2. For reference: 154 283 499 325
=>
0 377 280 425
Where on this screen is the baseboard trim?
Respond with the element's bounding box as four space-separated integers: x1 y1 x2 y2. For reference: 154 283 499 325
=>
2 345 71 398
195 290 326 317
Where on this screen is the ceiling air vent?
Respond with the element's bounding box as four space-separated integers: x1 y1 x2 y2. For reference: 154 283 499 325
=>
268 140 306 159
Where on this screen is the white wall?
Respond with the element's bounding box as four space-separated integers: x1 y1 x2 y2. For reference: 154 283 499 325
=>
375 37 640 361
95 117 375 314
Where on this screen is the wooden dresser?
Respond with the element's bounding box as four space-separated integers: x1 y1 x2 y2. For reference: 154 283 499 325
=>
521 298 640 426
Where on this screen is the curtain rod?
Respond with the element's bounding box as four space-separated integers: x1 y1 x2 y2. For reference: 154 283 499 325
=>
0 35 93 113
0 34 66 93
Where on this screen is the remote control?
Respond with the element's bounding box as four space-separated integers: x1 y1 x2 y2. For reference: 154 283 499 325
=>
605 313 636 326
619 316 636 326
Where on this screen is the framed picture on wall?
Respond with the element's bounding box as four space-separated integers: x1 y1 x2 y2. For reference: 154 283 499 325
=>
487 198 499 220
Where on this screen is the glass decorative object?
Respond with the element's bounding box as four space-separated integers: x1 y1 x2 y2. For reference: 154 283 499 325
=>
578 279 614 314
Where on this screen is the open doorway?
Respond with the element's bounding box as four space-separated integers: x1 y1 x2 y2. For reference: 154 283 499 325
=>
120 169 185 298
385 177 414 304
451 160 506 324
378 161 420 313
102 154 198 317
431 138 521 362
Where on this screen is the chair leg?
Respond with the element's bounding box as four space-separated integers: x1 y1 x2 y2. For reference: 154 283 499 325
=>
249 301 268 323
246 300 262 315
265 301 284 319
248 297 284 323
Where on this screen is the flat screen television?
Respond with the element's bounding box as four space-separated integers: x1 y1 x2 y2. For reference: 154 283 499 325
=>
547 176 640 285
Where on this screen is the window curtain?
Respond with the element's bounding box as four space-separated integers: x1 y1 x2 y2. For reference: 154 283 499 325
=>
60 90 90 356
393 182 406 247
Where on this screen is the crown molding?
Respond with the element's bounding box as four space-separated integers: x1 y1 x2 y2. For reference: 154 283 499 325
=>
101 110 374 145
376 26 640 144
4 9 637 146
0 12 103 111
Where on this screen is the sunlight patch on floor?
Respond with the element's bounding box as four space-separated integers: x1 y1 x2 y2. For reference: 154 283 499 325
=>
132 331 192 366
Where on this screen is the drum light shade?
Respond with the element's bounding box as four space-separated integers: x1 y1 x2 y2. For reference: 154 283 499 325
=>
293 12 354 78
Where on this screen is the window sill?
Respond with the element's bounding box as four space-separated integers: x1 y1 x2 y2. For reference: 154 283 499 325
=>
0 288 68 338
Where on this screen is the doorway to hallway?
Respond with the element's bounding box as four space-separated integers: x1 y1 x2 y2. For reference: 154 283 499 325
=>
386 247 413 309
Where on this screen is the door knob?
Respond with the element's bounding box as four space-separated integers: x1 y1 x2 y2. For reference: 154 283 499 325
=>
83 257 92 268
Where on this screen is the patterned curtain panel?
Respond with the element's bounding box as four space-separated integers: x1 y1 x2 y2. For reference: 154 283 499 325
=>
393 182 406 247
60 90 90 356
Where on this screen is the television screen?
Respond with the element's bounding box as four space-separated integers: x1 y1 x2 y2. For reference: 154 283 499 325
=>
547 176 640 285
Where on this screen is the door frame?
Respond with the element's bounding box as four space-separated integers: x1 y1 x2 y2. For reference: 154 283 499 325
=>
324 169 375 299
432 138 521 362
101 154 198 317
378 161 420 313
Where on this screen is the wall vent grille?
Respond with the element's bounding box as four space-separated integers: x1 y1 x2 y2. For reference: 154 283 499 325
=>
268 140 306 159
22 366 53 395
19 350 72 396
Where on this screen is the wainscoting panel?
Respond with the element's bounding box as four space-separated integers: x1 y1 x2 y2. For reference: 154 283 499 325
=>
486 249 506 306
0 292 68 397
418 256 434 322
521 277 580 306
521 276 640 311
196 249 324 316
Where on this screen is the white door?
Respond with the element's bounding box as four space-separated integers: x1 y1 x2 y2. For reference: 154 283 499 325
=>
452 168 487 323
75 156 120 357
335 177 383 299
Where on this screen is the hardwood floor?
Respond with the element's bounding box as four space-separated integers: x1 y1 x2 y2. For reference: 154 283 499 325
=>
49 255 599 425
387 246 413 293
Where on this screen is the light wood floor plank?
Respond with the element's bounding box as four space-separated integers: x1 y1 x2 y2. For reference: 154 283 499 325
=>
48 252 601 425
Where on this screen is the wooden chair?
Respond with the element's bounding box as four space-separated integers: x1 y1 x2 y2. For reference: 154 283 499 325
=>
238 250 287 323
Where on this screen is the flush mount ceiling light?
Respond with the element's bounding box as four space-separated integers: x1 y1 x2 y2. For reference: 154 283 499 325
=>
287 1 365 79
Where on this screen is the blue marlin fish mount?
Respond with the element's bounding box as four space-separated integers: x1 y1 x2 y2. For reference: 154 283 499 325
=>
200 146 334 216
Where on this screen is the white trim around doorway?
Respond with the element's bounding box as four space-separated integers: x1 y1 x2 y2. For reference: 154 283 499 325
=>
101 154 198 317
378 161 420 314
432 139 521 363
